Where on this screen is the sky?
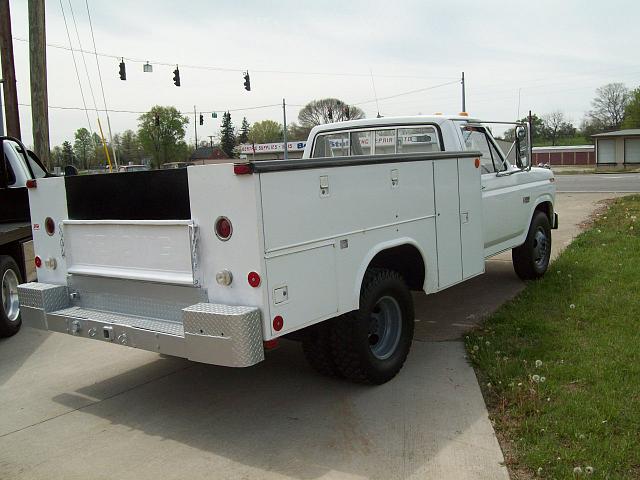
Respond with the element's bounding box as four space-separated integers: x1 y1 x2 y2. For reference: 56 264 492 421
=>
4 0 640 147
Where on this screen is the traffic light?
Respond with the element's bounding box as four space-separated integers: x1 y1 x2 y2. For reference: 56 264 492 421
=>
243 71 250 91
212 112 217 119
173 66 180 87
118 59 126 81
199 114 204 126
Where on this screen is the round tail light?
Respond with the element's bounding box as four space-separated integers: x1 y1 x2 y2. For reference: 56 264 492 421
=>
35 256 42 268
248 271 261 288
214 216 232 241
45 217 56 236
273 315 284 331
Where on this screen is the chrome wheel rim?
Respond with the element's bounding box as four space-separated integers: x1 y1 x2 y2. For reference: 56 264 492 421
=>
2 268 20 322
533 227 549 268
368 296 402 360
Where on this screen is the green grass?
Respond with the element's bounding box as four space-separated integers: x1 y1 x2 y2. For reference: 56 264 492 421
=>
467 196 640 479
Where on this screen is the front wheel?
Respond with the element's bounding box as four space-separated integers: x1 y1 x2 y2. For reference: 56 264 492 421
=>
330 268 414 384
512 211 552 280
1 255 23 338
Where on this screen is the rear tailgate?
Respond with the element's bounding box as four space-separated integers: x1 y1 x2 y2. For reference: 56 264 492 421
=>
64 220 197 285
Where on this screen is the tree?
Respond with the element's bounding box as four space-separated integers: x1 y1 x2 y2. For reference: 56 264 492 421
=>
287 122 312 141
237 117 250 145
61 141 74 166
247 120 283 144
137 106 190 168
73 128 94 170
503 114 544 142
587 83 630 130
541 111 576 146
219 111 236 158
115 129 145 165
50 146 63 169
297 98 365 128
622 87 640 129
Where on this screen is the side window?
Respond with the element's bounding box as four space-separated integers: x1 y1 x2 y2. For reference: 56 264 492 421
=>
2 144 18 186
397 126 441 153
374 129 396 155
460 127 495 173
488 141 507 172
312 134 328 158
350 131 372 156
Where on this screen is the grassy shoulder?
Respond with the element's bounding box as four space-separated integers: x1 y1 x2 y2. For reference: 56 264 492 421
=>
467 196 640 479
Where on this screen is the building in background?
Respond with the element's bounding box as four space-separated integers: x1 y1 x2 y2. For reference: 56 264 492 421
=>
189 146 229 165
592 129 640 169
532 145 595 167
239 141 307 160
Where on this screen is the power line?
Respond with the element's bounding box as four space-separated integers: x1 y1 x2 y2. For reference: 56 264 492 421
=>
85 0 118 167
352 80 460 107
10 35 458 81
58 0 93 136
67 0 99 116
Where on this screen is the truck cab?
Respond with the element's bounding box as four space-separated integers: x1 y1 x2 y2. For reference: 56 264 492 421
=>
1 137 48 336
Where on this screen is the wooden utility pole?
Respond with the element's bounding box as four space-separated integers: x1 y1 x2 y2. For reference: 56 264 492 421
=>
28 0 50 166
0 0 22 139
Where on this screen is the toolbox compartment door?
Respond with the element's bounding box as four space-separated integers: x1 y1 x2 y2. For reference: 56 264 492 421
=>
63 220 196 285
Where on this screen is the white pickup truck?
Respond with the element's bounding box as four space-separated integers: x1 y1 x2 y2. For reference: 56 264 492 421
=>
18 115 557 384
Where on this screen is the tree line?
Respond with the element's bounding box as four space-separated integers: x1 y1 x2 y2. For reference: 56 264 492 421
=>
53 83 638 169
50 98 364 169
505 82 640 146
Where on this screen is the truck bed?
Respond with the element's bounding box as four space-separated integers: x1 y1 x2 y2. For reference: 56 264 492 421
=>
0 222 31 245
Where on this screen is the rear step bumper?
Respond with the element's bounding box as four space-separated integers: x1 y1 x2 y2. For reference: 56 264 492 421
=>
18 282 265 367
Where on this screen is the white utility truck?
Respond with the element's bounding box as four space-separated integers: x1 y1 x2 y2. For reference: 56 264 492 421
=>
18 115 557 384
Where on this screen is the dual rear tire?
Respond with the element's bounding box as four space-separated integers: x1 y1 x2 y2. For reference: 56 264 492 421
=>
302 268 414 384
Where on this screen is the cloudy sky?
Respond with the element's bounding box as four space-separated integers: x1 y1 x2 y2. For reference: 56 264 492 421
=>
5 0 640 146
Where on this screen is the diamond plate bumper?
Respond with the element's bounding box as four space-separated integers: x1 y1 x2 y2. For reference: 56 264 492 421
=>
18 282 265 368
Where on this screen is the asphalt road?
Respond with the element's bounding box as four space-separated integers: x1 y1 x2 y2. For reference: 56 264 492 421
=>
555 173 640 192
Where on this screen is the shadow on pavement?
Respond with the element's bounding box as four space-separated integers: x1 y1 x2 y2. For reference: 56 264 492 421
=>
47 341 497 480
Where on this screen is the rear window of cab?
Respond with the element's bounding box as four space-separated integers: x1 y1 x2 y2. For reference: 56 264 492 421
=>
312 125 441 158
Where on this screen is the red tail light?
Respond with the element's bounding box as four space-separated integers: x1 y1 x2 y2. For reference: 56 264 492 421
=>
248 271 261 288
26 179 37 188
45 217 56 236
273 315 284 331
214 216 232 241
264 339 279 350
233 163 253 175
35 256 42 268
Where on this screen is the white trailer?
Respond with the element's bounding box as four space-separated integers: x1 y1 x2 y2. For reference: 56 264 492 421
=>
18 115 557 384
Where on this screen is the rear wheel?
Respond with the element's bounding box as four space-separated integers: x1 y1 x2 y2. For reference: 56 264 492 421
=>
0 256 23 338
330 268 414 384
302 322 342 378
512 211 552 280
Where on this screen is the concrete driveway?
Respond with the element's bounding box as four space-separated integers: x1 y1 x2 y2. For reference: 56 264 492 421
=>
0 193 622 480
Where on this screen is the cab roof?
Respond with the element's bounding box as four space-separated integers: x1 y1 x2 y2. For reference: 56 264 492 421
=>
309 114 481 135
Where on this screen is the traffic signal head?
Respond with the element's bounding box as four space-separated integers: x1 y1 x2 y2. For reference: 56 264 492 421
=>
243 71 250 91
199 114 204 126
212 112 217 119
173 66 181 87
119 59 126 81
